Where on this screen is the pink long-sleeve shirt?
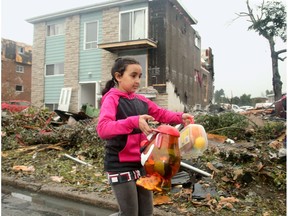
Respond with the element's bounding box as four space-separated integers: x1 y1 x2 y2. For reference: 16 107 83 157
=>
96 88 183 172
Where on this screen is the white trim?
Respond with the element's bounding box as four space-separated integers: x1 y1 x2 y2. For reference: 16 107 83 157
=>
78 81 102 110
46 23 65 37
83 20 99 50
95 81 102 109
16 65 24 73
45 62 64 76
79 81 100 84
119 7 148 41
44 74 64 78
15 85 24 92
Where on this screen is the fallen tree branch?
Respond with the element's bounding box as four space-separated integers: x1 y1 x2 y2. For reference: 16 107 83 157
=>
17 141 69 154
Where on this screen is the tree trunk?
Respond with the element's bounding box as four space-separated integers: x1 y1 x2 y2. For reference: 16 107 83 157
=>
269 38 282 101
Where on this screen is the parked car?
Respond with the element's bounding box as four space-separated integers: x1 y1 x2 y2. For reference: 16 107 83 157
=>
231 104 244 113
220 103 244 113
1 100 31 112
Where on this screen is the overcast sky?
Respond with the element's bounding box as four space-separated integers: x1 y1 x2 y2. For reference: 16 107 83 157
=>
1 0 287 98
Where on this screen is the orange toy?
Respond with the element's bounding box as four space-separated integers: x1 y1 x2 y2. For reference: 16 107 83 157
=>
136 125 181 192
178 123 208 159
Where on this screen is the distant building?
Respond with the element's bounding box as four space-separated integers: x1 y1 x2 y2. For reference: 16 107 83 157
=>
251 96 268 105
201 47 214 106
1 38 32 102
27 0 214 112
266 94 274 103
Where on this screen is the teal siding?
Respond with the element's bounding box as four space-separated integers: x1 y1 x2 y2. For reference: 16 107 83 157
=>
47 19 64 25
79 12 103 82
45 36 65 64
44 76 64 103
45 19 66 103
120 2 147 11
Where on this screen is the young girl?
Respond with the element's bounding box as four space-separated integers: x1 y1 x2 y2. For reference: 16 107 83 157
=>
96 57 193 216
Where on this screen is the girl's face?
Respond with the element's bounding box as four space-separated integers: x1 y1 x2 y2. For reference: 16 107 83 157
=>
115 64 142 93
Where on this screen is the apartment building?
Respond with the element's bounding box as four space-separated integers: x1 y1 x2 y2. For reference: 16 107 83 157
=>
27 0 214 112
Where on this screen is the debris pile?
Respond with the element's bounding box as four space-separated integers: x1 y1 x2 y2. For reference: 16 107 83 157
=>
1 106 286 215
2 107 105 167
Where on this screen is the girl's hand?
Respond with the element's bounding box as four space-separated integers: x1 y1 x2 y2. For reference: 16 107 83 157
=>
182 113 194 125
139 115 155 136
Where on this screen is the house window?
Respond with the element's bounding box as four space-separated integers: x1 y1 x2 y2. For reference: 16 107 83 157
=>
45 104 58 111
16 85 23 92
17 46 24 54
120 8 147 41
16 65 24 73
84 21 98 49
195 34 201 49
46 63 64 76
47 23 65 36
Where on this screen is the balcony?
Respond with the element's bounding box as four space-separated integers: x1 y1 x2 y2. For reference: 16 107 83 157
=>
98 38 157 52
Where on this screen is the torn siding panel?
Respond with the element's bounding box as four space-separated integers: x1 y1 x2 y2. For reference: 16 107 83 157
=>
3 40 16 60
16 44 32 65
1 39 32 65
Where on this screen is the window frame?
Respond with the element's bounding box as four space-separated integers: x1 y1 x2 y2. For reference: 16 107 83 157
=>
83 20 99 50
119 7 148 41
195 34 201 49
47 23 65 37
16 65 24 73
45 103 58 111
15 85 23 92
17 46 24 54
45 62 64 76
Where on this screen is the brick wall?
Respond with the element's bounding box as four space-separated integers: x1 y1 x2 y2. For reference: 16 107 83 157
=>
153 93 168 109
100 7 119 90
64 15 80 112
2 59 31 102
31 23 46 108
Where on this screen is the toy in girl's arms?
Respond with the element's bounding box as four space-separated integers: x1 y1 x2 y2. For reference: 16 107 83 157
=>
178 123 208 159
177 116 208 159
136 125 181 192
136 119 209 192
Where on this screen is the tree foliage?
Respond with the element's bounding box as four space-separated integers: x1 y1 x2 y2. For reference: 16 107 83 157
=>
247 1 286 43
214 89 253 106
214 89 225 103
237 0 287 101
239 94 252 106
266 89 273 95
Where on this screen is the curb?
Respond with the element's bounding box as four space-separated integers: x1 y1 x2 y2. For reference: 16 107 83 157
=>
1 175 177 216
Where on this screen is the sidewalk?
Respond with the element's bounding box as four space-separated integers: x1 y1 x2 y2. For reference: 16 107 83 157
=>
2 175 177 216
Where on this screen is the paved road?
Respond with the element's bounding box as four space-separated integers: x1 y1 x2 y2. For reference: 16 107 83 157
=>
2 186 115 216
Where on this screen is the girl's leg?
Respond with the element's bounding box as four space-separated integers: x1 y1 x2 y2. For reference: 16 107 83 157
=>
137 186 153 216
111 181 139 216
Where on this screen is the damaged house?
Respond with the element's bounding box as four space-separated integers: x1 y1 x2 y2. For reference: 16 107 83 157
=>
26 0 214 112
1 38 32 102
